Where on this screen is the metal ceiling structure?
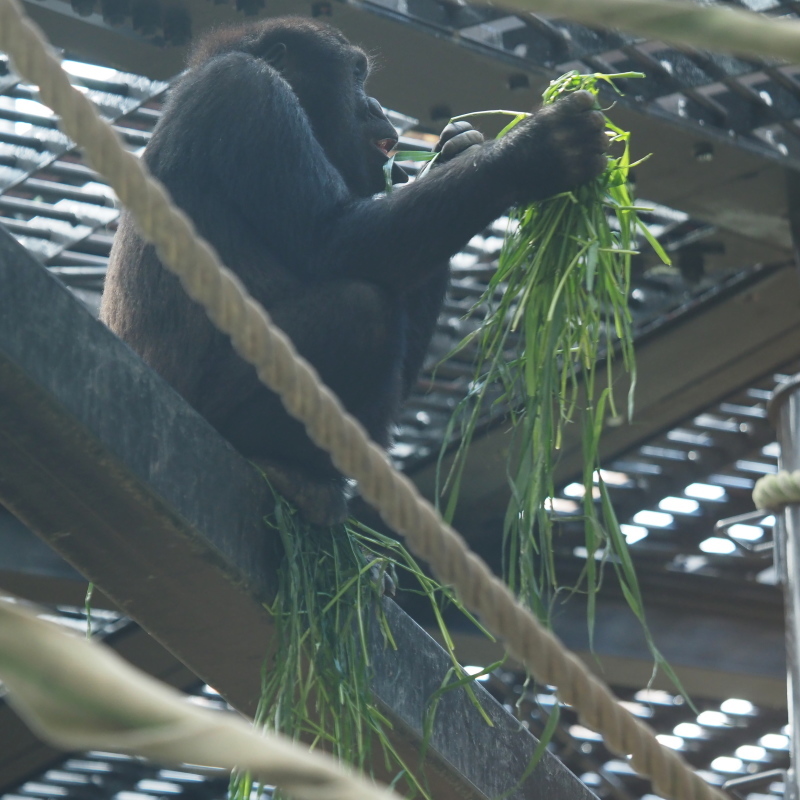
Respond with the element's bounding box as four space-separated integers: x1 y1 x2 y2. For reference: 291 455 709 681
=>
1 0 800 798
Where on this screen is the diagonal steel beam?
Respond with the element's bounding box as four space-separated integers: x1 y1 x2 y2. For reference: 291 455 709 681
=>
0 224 597 800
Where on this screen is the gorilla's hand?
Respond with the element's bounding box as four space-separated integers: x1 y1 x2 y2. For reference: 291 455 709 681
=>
504 90 609 204
434 120 485 162
418 120 485 178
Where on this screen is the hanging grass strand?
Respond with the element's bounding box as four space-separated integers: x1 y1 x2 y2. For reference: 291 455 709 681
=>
438 71 680 684
229 487 493 800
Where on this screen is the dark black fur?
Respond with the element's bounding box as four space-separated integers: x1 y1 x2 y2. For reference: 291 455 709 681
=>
100 16 608 524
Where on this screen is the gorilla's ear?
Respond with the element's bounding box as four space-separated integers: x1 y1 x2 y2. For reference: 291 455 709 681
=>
264 42 287 70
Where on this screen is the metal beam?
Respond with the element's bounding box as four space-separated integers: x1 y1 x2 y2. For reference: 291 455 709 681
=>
0 508 83 580
0 508 123 609
414 263 800 537
17 0 797 268
0 225 597 800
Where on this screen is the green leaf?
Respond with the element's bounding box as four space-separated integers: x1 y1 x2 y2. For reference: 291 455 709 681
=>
636 217 672 265
585 240 599 292
391 150 438 162
497 113 528 139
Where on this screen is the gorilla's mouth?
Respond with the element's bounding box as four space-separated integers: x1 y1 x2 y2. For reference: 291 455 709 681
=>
374 137 397 156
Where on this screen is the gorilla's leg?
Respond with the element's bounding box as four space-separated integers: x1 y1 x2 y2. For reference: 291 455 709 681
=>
198 280 402 525
399 264 449 398
252 458 349 527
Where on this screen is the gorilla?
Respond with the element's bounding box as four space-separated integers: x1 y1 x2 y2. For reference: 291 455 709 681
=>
100 16 608 525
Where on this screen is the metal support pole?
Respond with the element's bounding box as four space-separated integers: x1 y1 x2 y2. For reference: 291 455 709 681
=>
769 375 800 800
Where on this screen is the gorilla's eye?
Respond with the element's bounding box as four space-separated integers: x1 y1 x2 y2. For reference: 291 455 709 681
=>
353 54 369 82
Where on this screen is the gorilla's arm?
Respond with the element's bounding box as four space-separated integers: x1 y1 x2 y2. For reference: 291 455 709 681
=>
324 97 606 292
148 52 607 294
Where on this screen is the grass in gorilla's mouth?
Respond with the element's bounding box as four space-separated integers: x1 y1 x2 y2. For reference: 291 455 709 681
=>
228 485 493 800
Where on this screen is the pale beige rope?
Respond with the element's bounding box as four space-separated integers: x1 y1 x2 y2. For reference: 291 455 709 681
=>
0 4 728 800
493 0 800 63
0 597 401 800
754 471 800 511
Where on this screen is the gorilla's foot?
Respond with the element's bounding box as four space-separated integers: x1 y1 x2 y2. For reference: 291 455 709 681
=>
251 459 348 527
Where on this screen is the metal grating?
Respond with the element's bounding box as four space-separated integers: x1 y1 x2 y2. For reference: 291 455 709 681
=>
0 55 167 311
548 362 796 587
4 750 230 800
363 0 800 169
475 668 789 800
393 231 784 470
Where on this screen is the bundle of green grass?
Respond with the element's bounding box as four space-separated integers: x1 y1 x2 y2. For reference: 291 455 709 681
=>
431 72 673 662
229 493 490 800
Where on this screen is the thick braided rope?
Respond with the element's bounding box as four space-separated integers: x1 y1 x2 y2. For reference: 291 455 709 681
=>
754 471 800 511
496 0 800 63
0 4 728 800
